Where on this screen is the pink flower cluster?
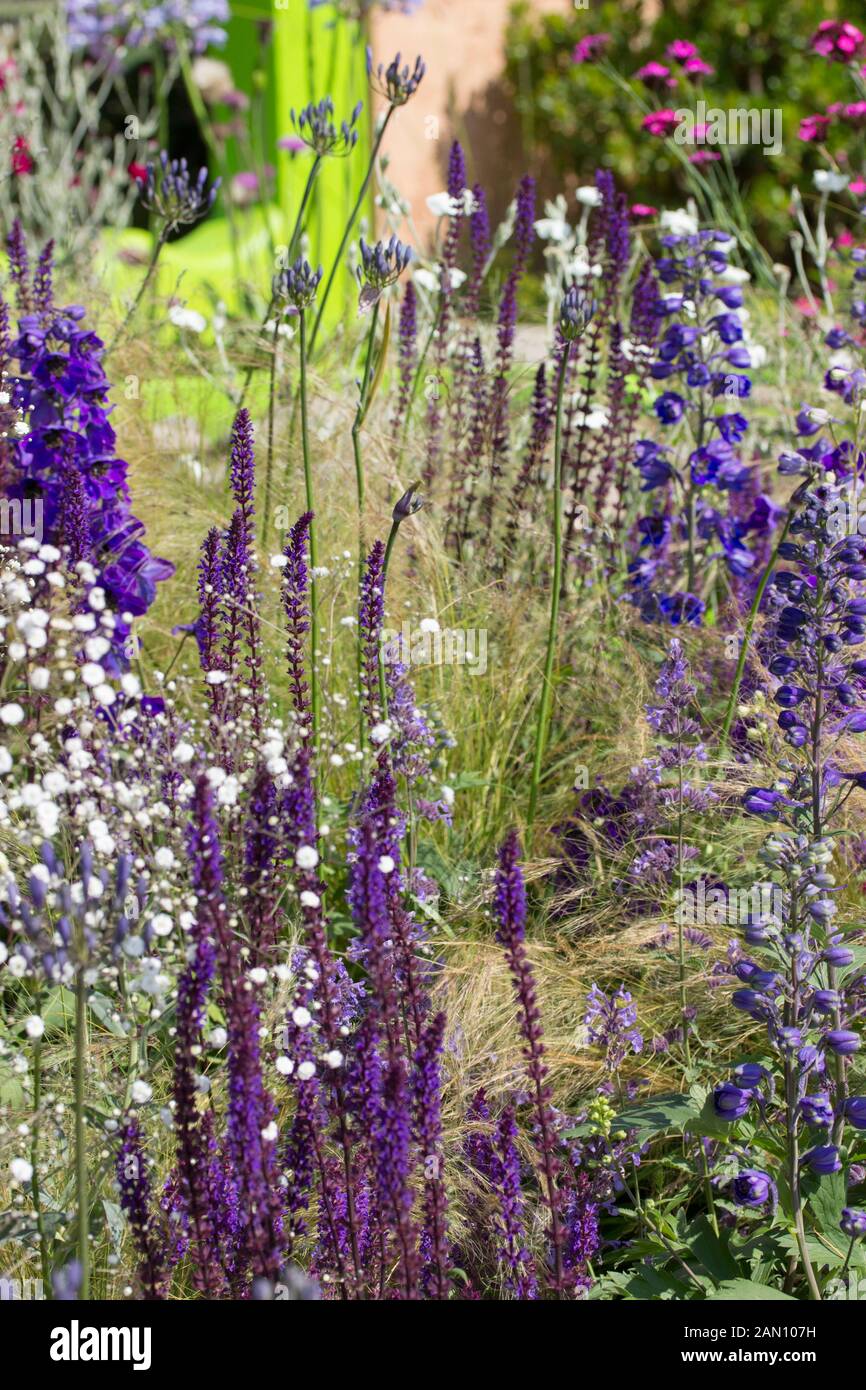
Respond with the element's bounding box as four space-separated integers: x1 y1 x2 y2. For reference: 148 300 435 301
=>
635 39 715 89
810 20 866 64
572 32 610 65
799 101 866 142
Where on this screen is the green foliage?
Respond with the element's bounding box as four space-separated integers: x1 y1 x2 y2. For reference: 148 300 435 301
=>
504 0 854 260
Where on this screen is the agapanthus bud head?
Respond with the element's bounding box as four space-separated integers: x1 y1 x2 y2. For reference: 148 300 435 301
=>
367 49 426 106
392 481 424 524
274 256 323 310
559 284 595 341
142 151 220 231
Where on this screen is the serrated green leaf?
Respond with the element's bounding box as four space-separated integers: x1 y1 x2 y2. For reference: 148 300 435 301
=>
711 1278 796 1300
686 1215 741 1284
613 1091 702 1141
804 1169 847 1237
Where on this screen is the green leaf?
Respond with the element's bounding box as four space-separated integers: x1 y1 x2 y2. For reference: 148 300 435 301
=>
622 1264 697 1300
102 1198 125 1258
804 1169 846 1237
613 1091 702 1142
87 992 128 1038
686 1215 741 1284
711 1279 796 1301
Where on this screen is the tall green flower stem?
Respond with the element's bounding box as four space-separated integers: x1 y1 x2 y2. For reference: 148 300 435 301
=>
377 514 402 721
74 965 90 1299
297 309 320 752
674 707 692 1073
107 228 168 356
352 300 385 742
527 342 570 836
261 318 281 545
307 107 395 361
176 41 245 310
238 155 324 413
29 1023 51 1294
719 507 794 755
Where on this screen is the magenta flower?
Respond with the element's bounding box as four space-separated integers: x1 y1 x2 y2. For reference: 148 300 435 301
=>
683 56 714 77
811 20 866 63
799 112 834 142
572 33 610 64
642 108 680 138
635 60 671 84
667 40 698 62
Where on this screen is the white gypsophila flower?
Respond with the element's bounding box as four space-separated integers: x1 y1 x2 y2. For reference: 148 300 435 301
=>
154 847 175 870
295 845 319 870
24 1015 45 1039
660 208 699 237
10 1158 33 1183
378 855 396 875
276 1056 294 1075
0 703 25 725
813 169 849 194
300 890 320 908
261 1121 278 1142
131 1081 153 1104
249 967 268 985
292 1006 312 1028
168 304 207 333
297 1060 316 1081
323 1050 344 1069
370 722 391 745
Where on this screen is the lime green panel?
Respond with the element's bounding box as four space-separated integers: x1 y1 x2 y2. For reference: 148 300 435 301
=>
272 0 373 329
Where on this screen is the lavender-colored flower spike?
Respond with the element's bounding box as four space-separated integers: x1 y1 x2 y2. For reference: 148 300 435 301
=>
281 510 314 729
174 775 223 1296
391 280 417 437
359 540 386 728
199 775 283 1287
115 1119 169 1300
57 463 91 566
195 526 226 702
411 1011 451 1298
32 240 55 317
494 1104 538 1298
487 175 536 500
465 183 490 319
494 830 564 1292
229 407 256 533
6 220 30 312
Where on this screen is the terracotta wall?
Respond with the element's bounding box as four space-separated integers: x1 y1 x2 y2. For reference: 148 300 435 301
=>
371 0 566 248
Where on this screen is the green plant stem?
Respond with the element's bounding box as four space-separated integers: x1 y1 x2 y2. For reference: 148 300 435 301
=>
236 154 323 414
261 317 280 544
378 517 400 720
75 966 90 1299
298 311 319 750
176 41 245 309
719 508 793 755
352 301 381 743
308 106 395 361
30 1033 51 1295
675 709 692 1073
786 1060 822 1301
527 344 569 836
107 229 167 356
